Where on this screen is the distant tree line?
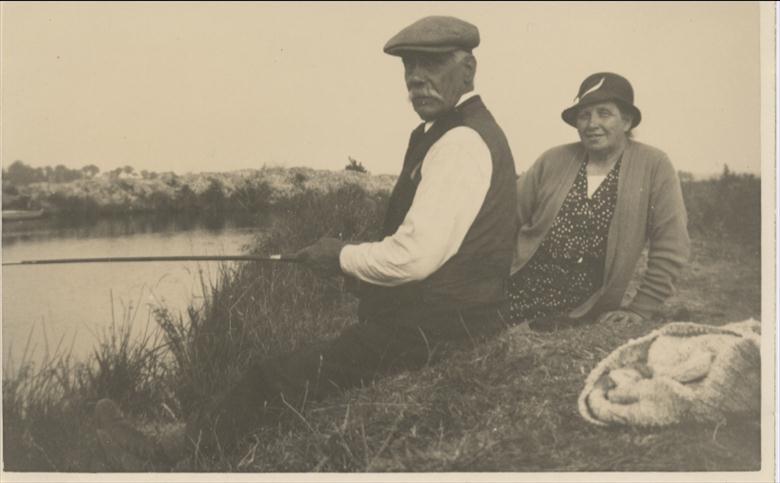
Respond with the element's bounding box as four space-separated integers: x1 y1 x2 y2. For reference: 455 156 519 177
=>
2 160 98 185
1 160 760 246
1 160 160 187
3 158 371 187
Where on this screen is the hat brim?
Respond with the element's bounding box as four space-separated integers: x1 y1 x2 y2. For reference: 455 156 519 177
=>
384 44 465 56
562 93 642 128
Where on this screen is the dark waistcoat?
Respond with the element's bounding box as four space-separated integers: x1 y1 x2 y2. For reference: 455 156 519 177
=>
358 96 517 321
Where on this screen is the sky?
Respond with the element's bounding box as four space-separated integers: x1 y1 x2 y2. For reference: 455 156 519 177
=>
1 2 764 177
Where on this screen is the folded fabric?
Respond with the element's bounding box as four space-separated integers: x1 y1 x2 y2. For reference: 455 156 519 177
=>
578 319 761 427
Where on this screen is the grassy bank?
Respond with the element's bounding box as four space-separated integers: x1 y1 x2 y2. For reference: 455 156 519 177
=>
2 173 763 472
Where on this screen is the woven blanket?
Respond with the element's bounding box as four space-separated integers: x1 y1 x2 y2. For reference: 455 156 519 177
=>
578 319 761 427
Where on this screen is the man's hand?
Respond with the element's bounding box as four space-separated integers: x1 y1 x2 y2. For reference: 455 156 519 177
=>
597 309 646 324
293 237 347 277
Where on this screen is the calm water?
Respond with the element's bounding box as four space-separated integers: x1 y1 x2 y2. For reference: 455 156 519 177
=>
2 214 264 370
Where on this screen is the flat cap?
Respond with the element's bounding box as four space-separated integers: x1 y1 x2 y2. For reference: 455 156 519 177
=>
384 16 480 56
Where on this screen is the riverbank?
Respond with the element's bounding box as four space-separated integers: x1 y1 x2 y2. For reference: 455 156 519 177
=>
3 164 760 247
2 173 763 472
2 166 396 218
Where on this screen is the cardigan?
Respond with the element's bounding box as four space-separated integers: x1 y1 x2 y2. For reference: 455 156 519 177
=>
512 140 690 319
508 157 621 321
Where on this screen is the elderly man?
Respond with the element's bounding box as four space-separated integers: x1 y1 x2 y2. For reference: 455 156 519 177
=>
97 15 517 464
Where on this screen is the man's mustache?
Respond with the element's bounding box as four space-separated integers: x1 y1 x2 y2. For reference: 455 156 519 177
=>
408 89 444 103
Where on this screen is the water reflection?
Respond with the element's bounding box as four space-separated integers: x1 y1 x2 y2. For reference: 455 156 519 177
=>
2 212 264 367
2 211 266 247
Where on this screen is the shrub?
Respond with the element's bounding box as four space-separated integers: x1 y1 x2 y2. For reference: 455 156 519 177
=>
292 172 308 190
199 179 227 214
142 190 176 212
229 179 273 212
345 156 368 174
45 192 101 219
681 166 760 245
174 185 199 213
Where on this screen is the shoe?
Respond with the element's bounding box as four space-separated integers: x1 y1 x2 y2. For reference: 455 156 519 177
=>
94 398 161 471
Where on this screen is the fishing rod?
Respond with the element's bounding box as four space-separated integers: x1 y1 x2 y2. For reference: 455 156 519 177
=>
1 254 299 267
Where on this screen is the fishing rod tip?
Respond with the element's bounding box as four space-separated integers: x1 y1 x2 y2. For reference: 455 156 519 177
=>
271 253 300 261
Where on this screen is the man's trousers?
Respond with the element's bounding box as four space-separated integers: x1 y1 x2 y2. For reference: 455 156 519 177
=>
188 303 510 452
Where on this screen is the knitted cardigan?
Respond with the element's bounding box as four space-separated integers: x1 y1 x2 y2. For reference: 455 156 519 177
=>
511 141 690 319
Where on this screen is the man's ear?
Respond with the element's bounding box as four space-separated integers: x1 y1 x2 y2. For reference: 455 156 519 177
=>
462 55 477 85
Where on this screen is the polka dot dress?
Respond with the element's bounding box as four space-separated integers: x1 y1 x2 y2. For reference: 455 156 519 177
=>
508 157 622 323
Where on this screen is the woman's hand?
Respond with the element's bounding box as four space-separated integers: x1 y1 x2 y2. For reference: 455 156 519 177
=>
597 309 645 324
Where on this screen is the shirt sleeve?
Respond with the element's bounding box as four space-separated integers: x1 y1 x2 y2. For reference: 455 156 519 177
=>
339 126 492 286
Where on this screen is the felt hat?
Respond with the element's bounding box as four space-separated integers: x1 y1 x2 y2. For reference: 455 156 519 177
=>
561 72 642 128
384 16 479 56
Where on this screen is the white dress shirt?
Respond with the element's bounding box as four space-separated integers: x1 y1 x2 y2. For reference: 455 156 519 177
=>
339 92 492 286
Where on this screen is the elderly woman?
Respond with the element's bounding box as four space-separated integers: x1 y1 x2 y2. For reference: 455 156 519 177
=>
508 72 690 329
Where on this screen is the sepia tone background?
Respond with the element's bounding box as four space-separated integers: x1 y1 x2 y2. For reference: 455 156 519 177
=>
1 1 775 482
1 2 761 178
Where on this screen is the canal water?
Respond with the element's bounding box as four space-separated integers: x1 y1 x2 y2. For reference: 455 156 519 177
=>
2 213 265 371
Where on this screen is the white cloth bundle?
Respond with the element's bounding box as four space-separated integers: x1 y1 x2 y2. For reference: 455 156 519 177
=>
578 319 761 427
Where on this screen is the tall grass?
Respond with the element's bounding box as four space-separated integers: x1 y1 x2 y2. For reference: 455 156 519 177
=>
155 184 388 417
2 173 761 471
2 183 388 470
2 299 173 470
681 167 761 244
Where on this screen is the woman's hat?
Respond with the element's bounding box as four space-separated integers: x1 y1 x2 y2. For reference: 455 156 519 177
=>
561 72 642 128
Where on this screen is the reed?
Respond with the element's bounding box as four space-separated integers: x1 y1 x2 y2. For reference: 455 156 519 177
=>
2 293 172 470
155 183 388 417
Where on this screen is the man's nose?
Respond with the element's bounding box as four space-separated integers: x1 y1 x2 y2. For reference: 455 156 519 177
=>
405 65 426 86
406 75 425 89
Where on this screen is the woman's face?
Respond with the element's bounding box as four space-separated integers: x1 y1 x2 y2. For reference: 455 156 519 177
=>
575 101 632 155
